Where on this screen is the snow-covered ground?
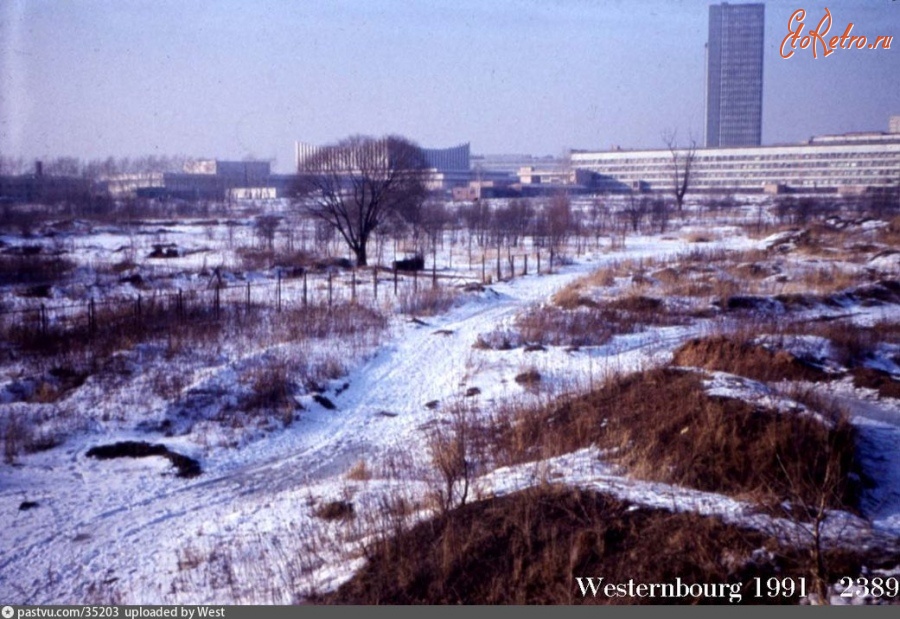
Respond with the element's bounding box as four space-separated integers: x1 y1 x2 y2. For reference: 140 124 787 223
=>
2 199 900 604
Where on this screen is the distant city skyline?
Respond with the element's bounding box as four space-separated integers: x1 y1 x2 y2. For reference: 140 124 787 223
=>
1 0 898 172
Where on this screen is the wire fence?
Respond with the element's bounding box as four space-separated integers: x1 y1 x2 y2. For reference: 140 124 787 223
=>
0 247 565 344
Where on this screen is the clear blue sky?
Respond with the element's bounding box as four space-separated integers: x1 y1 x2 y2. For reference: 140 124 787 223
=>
1 0 898 172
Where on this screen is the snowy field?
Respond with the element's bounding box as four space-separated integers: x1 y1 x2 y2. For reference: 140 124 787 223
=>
1 195 900 604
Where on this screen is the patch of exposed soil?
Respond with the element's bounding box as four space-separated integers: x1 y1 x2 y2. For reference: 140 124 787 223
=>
85 441 201 478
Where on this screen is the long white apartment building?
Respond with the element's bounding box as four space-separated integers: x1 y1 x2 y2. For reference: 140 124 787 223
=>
571 123 900 195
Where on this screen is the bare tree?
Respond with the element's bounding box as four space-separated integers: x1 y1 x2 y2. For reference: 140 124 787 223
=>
293 135 430 267
663 131 697 215
546 192 572 251
650 197 672 233
623 192 648 232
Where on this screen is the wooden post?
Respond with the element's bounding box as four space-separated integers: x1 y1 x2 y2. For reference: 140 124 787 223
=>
537 251 541 275
40 303 47 336
351 268 357 303
246 281 250 311
373 267 378 301
393 265 398 296
481 254 486 284
523 254 528 276
277 270 282 313
413 267 418 293
328 272 333 308
303 271 308 307
496 244 501 282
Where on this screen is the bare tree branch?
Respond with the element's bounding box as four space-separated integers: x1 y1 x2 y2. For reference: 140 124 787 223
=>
293 135 429 267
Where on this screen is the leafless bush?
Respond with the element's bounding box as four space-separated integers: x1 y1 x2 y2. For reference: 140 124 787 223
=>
238 359 297 426
426 401 476 513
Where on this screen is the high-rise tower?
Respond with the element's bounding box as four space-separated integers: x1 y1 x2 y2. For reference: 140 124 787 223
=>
705 3 765 147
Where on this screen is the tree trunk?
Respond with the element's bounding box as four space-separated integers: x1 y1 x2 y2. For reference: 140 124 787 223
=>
354 245 368 267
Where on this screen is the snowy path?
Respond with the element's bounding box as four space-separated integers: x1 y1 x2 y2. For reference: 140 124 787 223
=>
0 257 613 603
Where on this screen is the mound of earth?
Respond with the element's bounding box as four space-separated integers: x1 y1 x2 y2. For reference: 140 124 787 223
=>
673 336 828 383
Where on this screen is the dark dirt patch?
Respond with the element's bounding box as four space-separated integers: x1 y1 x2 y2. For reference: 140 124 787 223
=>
313 394 336 410
424 400 439 410
672 336 829 383
321 487 870 605
464 387 481 397
315 500 355 521
605 295 663 313
852 368 900 399
514 369 541 386
721 295 780 312
85 441 201 478
149 244 180 259
19 501 39 511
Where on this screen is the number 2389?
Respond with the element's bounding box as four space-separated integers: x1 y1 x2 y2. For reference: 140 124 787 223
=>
839 577 899 599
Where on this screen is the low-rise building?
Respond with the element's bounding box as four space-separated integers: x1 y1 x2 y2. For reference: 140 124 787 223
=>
571 124 900 195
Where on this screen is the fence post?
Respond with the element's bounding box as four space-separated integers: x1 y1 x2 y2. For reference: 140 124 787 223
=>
40 304 47 336
303 271 308 307
496 244 502 282
373 267 378 301
523 254 528 276
178 288 184 319
89 298 96 335
328 272 333 308
277 270 282 313
509 255 515 281
351 268 357 303
482 254 486 284
393 265 398 296
413 267 418 293
137 294 142 319
549 248 554 274
246 281 250 311
214 286 220 320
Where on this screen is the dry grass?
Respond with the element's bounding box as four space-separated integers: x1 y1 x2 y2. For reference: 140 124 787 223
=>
346 460 373 481
485 368 860 511
672 336 829 383
321 486 867 605
397 285 460 316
